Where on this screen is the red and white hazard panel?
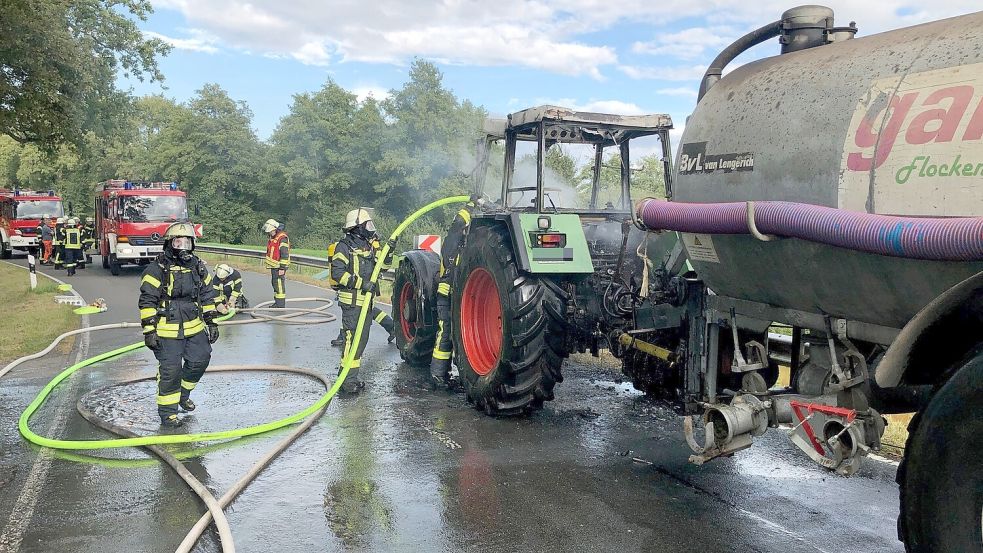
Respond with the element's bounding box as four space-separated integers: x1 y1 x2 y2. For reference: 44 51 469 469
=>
413 235 441 254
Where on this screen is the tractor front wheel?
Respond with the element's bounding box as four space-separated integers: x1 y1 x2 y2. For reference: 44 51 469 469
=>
453 225 566 416
392 253 439 366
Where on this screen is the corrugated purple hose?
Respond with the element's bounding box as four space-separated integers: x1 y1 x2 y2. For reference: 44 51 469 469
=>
636 199 983 261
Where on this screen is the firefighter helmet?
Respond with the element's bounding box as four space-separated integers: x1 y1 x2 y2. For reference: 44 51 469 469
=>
56 217 65 224
214 263 234 280
86 216 94 223
163 222 196 240
66 217 77 226
262 219 280 233
343 208 373 230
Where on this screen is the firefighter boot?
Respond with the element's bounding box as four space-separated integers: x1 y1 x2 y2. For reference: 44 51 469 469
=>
160 414 184 428
430 358 452 389
179 397 196 412
338 366 365 394
331 328 346 348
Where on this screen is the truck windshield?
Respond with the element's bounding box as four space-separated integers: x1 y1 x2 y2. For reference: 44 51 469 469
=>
121 196 188 223
16 200 64 219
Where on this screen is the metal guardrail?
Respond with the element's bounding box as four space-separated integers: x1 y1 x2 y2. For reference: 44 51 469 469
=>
197 244 330 269
196 244 395 280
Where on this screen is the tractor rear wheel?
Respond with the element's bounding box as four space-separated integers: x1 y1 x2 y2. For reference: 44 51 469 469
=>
393 257 439 366
897 348 982 552
453 225 566 416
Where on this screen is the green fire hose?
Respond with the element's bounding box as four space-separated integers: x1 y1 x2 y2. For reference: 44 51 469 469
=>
17 194 471 451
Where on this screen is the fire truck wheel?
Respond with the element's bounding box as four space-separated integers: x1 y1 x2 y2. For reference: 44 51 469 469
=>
109 254 120 276
392 256 438 366
453 224 566 416
897 348 983 553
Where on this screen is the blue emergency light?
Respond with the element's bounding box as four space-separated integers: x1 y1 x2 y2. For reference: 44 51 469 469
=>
124 181 133 190
170 182 178 190
13 188 19 196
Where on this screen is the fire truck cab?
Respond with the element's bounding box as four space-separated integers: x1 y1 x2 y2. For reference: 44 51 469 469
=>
94 180 200 275
0 189 64 258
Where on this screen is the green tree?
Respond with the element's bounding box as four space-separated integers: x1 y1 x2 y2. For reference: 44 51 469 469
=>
377 60 485 219
0 0 170 150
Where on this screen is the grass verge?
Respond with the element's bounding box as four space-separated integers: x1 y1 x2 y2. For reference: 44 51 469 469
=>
0 263 80 366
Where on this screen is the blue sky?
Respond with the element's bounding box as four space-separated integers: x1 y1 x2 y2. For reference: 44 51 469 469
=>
128 0 980 151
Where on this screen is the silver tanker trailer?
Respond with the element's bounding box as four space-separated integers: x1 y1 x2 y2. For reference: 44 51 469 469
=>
631 6 983 553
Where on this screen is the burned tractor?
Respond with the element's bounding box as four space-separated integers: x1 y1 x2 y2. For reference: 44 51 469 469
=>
393 106 678 414
394 6 983 552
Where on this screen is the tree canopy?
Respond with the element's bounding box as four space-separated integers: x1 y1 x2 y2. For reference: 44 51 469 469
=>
0 0 169 151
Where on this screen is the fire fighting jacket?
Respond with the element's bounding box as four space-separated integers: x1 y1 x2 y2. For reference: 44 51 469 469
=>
81 224 95 247
331 233 379 307
139 251 220 339
213 269 243 304
264 230 290 269
64 227 82 250
53 224 64 246
437 201 475 296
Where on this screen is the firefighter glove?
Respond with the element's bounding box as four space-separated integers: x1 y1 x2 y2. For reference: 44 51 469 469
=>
359 279 377 295
206 323 220 344
144 331 160 352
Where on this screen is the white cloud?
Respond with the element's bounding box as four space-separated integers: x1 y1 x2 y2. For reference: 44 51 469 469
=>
632 26 735 60
144 29 220 54
619 64 708 81
291 41 331 66
148 0 982 79
350 85 390 103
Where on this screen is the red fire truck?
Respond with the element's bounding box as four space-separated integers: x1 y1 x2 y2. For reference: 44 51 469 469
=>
94 180 201 275
0 188 64 258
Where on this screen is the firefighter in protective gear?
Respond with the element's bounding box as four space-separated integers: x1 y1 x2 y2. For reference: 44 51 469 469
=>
328 237 393 348
430 201 476 386
139 222 221 427
331 208 396 393
62 217 83 276
213 263 246 312
52 217 65 269
263 219 290 308
37 215 53 264
81 216 95 266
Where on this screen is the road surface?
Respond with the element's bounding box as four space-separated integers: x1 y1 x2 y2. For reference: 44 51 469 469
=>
0 253 904 552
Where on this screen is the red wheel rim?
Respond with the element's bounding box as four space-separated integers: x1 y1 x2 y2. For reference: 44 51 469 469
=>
461 267 502 376
399 281 416 341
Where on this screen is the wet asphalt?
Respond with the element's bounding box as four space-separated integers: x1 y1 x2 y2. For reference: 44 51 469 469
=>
0 253 904 552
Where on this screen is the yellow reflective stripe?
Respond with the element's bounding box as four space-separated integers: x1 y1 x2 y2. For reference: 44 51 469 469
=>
332 252 350 264
180 380 197 391
157 391 180 405
142 274 162 288
349 358 361 368
458 209 471 225
143 325 155 333
140 307 157 319
374 310 387 323
339 273 352 286
232 278 242 285
437 282 451 295
433 321 451 359
202 304 215 313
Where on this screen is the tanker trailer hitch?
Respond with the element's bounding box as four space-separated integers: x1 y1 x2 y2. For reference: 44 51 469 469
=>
684 393 883 475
